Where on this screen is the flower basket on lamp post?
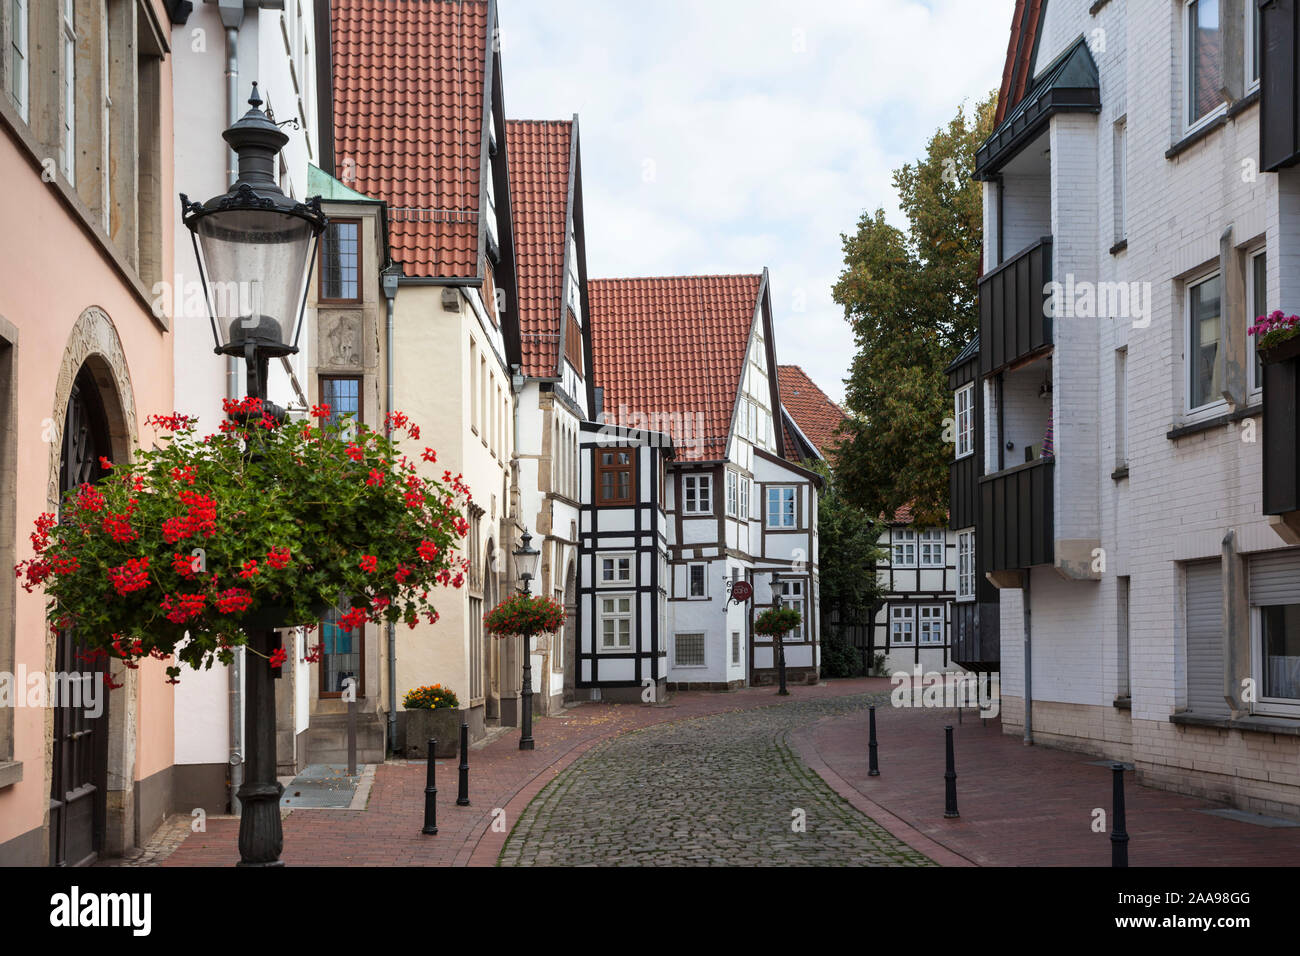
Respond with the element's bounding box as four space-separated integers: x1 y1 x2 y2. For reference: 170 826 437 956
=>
482 590 566 750
754 606 803 696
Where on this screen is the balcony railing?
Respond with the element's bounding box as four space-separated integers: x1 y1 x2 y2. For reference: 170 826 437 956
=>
979 236 1053 378
979 458 1055 573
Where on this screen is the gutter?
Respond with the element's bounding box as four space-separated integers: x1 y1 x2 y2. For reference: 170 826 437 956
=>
382 266 402 753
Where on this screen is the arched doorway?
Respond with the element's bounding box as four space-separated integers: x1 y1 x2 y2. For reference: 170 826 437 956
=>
563 559 577 703
49 365 112 866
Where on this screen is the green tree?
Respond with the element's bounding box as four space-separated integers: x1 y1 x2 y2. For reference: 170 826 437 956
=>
832 94 996 526
805 459 885 678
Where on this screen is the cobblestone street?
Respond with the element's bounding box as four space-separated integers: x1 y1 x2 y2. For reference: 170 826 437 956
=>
499 695 933 867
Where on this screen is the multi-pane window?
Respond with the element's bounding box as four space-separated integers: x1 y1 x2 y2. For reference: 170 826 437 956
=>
1185 0 1224 129
954 384 974 459
595 449 635 506
320 376 361 429
688 563 707 599
739 476 750 520
731 631 742 666
919 530 945 568
599 596 632 652
60 0 74 181
600 555 632 585
766 487 796 529
320 220 361 302
1187 272 1223 411
726 471 738 517
919 605 945 645
890 606 915 646
1249 249 1267 393
320 606 363 697
683 474 712 514
675 633 705 668
957 531 975 600
7 0 27 120
780 580 805 640
891 530 917 567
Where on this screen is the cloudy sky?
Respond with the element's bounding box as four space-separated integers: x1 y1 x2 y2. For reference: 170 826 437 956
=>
500 0 1015 405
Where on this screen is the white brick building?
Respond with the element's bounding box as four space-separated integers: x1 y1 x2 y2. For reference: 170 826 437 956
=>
960 0 1300 817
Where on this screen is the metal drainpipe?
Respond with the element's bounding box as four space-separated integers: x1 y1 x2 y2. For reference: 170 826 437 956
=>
220 4 245 816
1023 569 1033 745
382 270 400 753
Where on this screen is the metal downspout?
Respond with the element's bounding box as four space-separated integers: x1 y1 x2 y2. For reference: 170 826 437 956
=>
382 270 401 753
1023 570 1033 745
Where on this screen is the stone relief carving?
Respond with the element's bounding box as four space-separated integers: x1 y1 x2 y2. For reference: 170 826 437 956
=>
320 312 363 368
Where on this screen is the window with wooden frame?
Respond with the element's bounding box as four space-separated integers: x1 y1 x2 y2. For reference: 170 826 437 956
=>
765 486 796 529
599 595 633 652
564 308 583 375
319 219 361 303
683 474 712 515
919 530 945 568
595 447 635 505
687 563 707 599
918 605 945 645
319 376 362 429
890 605 915 646
600 554 633 586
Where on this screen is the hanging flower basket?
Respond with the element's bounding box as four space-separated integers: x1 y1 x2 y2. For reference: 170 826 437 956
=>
482 593 567 639
753 606 802 638
14 401 472 683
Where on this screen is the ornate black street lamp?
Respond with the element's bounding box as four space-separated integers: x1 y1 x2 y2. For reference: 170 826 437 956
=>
513 528 540 751
771 570 789 696
179 83 326 867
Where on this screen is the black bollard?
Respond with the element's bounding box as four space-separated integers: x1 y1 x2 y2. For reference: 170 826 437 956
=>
422 738 438 835
457 720 471 806
1111 763 1129 867
868 705 880 776
944 725 959 818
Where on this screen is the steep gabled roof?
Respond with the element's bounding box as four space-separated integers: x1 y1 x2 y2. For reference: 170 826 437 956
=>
508 119 573 377
331 0 492 278
588 275 764 463
995 0 1046 127
777 365 846 462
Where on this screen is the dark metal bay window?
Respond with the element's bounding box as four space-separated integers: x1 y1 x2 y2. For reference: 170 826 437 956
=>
320 219 361 303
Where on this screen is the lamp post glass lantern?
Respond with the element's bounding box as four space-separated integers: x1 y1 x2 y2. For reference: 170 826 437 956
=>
513 529 541 750
179 82 326 867
180 82 327 405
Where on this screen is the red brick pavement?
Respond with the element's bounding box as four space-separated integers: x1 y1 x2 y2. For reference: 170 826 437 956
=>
161 678 880 867
796 686 1300 867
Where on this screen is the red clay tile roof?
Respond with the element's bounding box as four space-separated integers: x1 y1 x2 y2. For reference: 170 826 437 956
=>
777 365 846 461
508 119 572 377
589 275 763 462
332 0 490 278
995 0 1045 126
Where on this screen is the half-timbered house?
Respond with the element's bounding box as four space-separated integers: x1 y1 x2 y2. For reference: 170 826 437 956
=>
872 507 961 675
587 272 822 691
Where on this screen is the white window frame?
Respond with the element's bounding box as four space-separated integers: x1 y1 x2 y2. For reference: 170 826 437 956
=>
683 474 712 515
919 530 945 569
739 476 751 520
726 471 738 518
891 529 917 568
674 632 707 669
1183 0 1228 134
1247 247 1267 397
890 605 915 646
1185 269 1227 417
687 562 708 600
599 553 633 587
731 631 742 666
1115 347 1129 470
766 486 796 529
1251 605 1300 717
957 531 975 601
60 0 75 182
954 384 974 460
1246 0 1261 93
780 580 806 641
919 605 945 646
8 0 28 121
598 595 633 653
1113 118 1127 245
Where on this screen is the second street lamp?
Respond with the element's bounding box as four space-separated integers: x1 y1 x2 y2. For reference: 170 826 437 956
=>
771 570 789 696
179 82 326 867
513 529 541 751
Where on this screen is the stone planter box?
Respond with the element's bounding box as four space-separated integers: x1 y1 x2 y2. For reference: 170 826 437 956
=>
404 708 461 759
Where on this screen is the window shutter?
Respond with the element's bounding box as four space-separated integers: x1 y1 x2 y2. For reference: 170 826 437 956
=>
1249 549 1300 606
1185 560 1229 717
